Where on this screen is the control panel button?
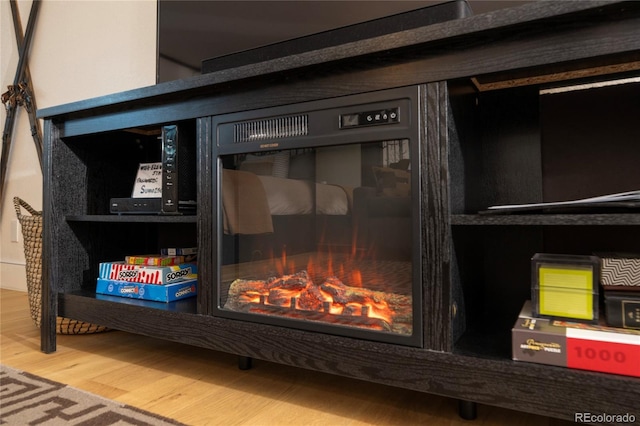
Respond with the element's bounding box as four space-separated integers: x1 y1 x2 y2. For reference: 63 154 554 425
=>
340 107 400 128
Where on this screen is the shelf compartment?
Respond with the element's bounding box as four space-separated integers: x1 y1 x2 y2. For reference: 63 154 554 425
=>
52 221 197 298
54 120 197 216
450 224 640 359
448 76 640 216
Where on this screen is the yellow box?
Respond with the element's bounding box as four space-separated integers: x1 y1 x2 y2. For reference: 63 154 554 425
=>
532 254 599 322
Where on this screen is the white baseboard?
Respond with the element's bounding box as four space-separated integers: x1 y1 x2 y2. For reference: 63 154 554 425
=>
0 262 28 292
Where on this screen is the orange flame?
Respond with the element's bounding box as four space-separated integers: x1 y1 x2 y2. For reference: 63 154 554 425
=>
351 269 362 288
253 243 393 326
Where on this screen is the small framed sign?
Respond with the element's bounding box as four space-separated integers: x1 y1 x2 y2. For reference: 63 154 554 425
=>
131 162 162 198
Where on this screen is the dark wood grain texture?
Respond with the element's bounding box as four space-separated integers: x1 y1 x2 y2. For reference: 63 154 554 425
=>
37 1 637 120
57 291 639 421
41 119 55 353
196 116 213 316
452 214 640 226
423 82 452 352
39 1 640 421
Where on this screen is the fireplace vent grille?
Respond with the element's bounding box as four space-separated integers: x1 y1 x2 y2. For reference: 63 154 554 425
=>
234 114 308 143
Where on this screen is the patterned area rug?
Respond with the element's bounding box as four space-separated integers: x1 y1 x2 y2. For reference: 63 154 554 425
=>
0 364 185 425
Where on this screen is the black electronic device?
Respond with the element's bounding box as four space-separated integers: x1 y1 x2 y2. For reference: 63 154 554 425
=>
201 0 472 74
162 123 197 214
110 197 197 215
110 123 197 215
110 197 162 214
162 125 179 213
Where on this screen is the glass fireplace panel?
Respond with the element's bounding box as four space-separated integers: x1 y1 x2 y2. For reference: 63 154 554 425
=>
218 139 414 338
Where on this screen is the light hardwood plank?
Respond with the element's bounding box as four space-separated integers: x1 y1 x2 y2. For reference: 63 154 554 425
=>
1 289 572 425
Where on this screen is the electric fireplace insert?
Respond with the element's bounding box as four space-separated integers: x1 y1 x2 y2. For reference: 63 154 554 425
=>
212 86 422 346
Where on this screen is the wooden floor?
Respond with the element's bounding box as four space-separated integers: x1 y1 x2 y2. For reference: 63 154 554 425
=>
1 289 572 426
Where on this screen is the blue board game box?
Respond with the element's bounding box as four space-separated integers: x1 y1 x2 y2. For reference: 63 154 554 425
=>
96 278 197 302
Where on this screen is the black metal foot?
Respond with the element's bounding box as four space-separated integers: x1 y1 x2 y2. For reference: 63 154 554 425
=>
458 399 477 420
238 355 253 370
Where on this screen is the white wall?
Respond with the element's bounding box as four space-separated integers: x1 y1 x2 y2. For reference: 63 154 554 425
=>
1 0 157 291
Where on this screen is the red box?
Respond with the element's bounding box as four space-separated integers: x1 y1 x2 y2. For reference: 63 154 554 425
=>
512 301 640 377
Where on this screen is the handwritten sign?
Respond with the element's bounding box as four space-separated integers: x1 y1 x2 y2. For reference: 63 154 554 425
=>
132 162 162 198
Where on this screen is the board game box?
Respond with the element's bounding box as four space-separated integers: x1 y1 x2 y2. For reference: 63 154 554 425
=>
512 301 640 377
96 278 197 302
124 254 185 266
161 247 197 262
98 261 197 284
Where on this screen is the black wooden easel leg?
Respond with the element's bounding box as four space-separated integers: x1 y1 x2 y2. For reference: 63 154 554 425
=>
458 399 477 420
238 356 253 370
1 0 42 205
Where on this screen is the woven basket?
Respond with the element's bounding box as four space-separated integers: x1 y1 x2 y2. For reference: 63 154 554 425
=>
14 197 108 334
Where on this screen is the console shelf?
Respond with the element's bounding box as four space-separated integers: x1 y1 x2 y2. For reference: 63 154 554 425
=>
66 215 197 223
61 291 198 314
39 2 640 421
451 213 640 226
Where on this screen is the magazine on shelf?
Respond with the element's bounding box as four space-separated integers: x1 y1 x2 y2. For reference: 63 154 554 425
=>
483 190 640 214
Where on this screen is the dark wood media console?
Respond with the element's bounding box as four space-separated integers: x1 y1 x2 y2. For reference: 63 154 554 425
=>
39 1 640 421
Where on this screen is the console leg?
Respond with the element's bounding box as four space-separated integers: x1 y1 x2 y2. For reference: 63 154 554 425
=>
458 399 477 420
238 356 253 370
